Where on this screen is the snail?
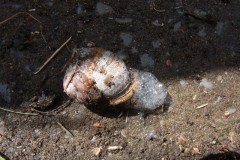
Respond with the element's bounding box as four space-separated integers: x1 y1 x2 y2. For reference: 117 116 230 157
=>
63 47 168 111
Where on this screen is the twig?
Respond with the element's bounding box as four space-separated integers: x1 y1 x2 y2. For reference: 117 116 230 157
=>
118 112 123 118
152 2 166 13
0 12 47 43
125 111 129 123
0 107 39 116
57 122 74 137
196 103 208 109
34 36 72 74
0 12 41 25
174 6 183 10
107 146 123 151
59 51 76 74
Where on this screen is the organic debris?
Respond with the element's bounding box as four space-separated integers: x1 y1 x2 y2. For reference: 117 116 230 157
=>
177 136 186 145
34 36 72 74
91 147 102 156
107 146 123 151
192 147 201 155
0 107 38 116
57 122 74 137
224 108 236 117
93 122 102 128
196 103 208 109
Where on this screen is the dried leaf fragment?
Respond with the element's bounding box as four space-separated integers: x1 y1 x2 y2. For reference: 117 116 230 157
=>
93 122 102 128
192 147 201 155
92 147 101 156
192 95 197 101
183 148 190 154
177 136 186 145
229 131 235 142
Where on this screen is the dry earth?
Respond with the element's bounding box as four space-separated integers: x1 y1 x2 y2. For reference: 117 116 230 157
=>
0 0 240 159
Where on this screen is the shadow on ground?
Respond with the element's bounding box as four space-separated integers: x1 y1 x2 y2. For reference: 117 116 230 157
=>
201 151 240 160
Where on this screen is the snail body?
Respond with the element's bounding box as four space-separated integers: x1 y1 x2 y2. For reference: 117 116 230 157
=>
63 47 168 111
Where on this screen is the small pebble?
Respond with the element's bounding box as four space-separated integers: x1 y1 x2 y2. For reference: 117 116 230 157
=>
199 78 213 89
211 140 217 145
184 148 191 154
144 130 159 140
140 54 155 67
193 9 208 17
152 20 164 27
46 0 54 7
92 147 101 156
34 129 41 136
217 75 223 81
0 118 6 136
76 5 83 14
24 65 33 72
179 80 188 86
87 42 95 47
90 136 97 143
198 26 206 37
192 147 201 155
215 22 224 36
116 50 128 60
0 3 22 9
120 129 127 138
0 82 11 103
131 47 138 54
224 108 236 116
152 39 161 48
193 95 197 101
95 2 113 15
120 33 133 46
213 96 222 105
173 21 181 32
177 136 186 145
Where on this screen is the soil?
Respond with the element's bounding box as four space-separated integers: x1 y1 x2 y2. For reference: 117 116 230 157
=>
0 0 240 159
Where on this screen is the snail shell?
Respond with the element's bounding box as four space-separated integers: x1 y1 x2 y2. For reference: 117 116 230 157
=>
63 61 100 104
63 48 130 104
92 50 130 97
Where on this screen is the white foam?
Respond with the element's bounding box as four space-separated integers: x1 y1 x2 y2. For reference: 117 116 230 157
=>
131 71 167 111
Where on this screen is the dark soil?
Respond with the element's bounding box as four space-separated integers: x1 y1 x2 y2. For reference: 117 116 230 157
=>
0 0 240 159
